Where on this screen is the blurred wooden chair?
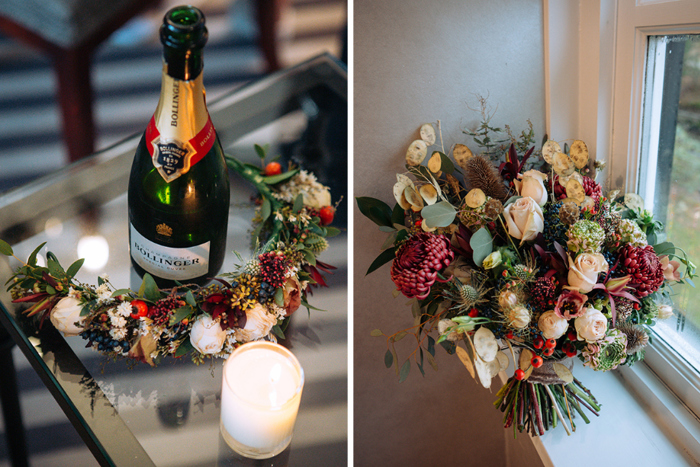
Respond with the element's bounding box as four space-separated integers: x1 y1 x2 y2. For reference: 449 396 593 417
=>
0 0 160 162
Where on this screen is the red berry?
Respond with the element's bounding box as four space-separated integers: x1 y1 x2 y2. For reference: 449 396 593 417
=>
468 308 479 318
505 331 514 339
264 162 282 176
563 342 577 357
545 338 557 349
130 299 149 319
543 347 554 357
415 219 422 227
514 369 525 381
533 336 544 349
531 356 543 368
567 330 577 341
319 206 335 226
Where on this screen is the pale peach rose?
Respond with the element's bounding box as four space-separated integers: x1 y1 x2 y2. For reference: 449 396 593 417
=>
574 307 608 343
538 310 569 340
503 197 544 244
50 297 84 336
515 170 548 206
190 315 226 355
234 303 277 342
567 253 608 293
659 255 681 282
657 304 674 320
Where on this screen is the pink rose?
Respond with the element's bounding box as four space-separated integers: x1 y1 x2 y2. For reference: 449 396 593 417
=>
574 307 608 343
554 289 588 319
659 255 681 282
503 197 544 244
567 253 608 293
515 170 548 206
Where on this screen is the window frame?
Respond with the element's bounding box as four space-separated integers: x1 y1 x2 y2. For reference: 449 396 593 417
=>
545 0 700 449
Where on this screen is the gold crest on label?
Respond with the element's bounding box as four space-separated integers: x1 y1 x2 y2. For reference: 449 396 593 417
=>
156 223 173 237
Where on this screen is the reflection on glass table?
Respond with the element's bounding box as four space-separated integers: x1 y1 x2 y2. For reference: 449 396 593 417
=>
0 54 347 467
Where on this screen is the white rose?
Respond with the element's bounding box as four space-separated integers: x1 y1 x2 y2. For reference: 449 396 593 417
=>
538 310 568 340
507 305 531 329
482 251 502 269
50 297 84 336
303 186 331 209
567 253 608 293
657 304 674 320
234 303 277 342
574 307 608 343
515 170 548 206
190 315 226 355
503 197 544 244
498 290 518 310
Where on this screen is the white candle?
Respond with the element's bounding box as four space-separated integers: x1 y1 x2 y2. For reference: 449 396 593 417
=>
220 341 304 459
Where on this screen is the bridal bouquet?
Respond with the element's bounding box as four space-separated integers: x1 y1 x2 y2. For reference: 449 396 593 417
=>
357 118 695 436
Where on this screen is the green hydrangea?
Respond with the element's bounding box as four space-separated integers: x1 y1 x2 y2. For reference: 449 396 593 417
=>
617 219 647 247
566 219 605 254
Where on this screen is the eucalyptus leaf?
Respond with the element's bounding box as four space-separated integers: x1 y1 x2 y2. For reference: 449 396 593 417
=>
438 152 455 174
302 249 317 266
0 239 12 256
384 349 393 368
427 335 436 357
379 225 397 233
139 274 161 302
455 345 476 379
325 226 341 237
470 227 493 267
65 258 85 279
27 242 46 267
170 306 193 326
391 203 405 225
254 143 267 159
381 231 399 251
393 331 408 342
110 289 131 298
272 325 286 340
263 169 298 185
420 201 456 228
653 241 675 257
398 360 411 382
185 290 197 307
504 196 522 207
426 351 438 371
274 287 284 307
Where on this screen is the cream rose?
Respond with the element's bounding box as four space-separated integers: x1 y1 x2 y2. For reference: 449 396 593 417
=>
538 310 568 340
515 170 548 206
657 304 674 320
303 186 331 209
190 315 226 355
567 253 608 293
503 197 544 244
574 307 608 343
482 251 502 269
50 297 84 336
234 303 277 342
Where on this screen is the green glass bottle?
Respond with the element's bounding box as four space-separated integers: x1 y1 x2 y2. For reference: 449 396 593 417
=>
128 5 230 287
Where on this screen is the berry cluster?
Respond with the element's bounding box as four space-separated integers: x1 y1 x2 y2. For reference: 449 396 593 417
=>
259 252 289 288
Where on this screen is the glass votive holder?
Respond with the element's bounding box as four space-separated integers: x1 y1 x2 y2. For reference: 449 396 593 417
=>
220 341 304 459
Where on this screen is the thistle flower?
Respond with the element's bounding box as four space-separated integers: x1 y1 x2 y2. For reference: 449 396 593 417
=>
566 219 605 254
616 323 649 354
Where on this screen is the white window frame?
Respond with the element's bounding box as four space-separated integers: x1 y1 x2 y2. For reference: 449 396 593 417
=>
543 0 700 462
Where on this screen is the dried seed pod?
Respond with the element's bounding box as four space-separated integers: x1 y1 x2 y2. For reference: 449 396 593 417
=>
406 140 428 166
542 140 561 164
565 179 586 204
404 186 423 211
465 188 487 208
453 144 473 170
552 151 575 176
624 193 644 211
393 174 415 210
569 140 589 169
419 184 438 205
428 151 442 175
420 123 436 145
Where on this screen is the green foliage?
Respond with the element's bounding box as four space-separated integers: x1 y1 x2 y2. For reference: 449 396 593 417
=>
356 197 393 228
366 248 396 275
470 227 494 266
420 201 456 228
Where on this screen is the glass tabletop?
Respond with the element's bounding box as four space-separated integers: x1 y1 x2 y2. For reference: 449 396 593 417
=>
0 54 347 467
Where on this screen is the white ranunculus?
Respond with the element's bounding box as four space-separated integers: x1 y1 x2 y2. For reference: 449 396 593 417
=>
190 315 226 355
574 307 608 343
498 290 518 310
50 297 84 336
515 170 548 206
503 197 544 244
234 303 277 342
567 253 608 293
538 310 569 340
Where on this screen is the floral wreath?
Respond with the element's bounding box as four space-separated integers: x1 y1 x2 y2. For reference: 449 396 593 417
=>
358 110 696 437
2 146 340 366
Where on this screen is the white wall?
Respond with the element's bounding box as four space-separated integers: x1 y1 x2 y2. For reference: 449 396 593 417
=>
354 0 547 464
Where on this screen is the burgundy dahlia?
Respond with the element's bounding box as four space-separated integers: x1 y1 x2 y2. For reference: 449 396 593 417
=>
390 233 454 299
617 244 664 297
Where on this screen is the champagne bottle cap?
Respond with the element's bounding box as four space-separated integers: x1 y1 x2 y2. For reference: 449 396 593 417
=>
161 6 208 50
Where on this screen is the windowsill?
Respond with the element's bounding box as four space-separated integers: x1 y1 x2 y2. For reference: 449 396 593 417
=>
521 358 700 466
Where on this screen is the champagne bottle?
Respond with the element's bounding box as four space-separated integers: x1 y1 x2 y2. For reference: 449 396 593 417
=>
128 5 230 287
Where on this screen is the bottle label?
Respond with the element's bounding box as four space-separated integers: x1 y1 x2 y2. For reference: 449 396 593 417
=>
130 224 210 280
147 69 216 182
